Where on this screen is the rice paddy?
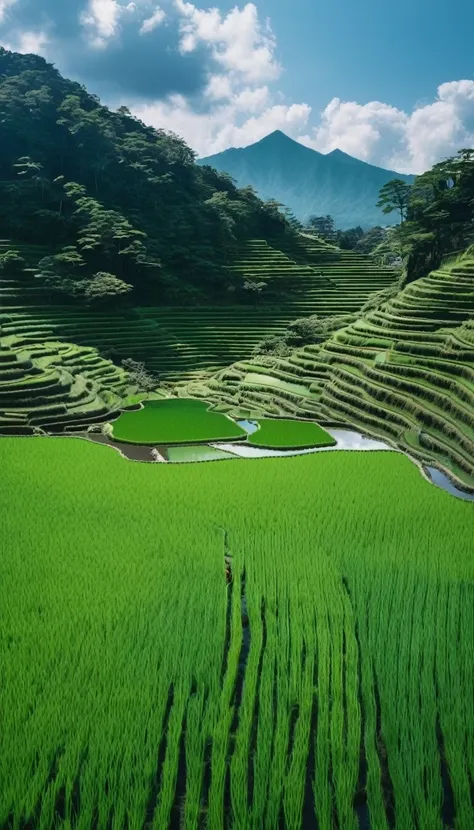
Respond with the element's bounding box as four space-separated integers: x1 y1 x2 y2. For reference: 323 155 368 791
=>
111 399 247 444
203 256 474 491
0 237 397 383
1 436 473 830
249 418 336 449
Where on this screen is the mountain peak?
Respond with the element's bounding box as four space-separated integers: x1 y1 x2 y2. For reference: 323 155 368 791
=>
259 129 296 144
197 131 414 228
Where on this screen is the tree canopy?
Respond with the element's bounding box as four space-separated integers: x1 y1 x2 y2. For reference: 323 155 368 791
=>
0 47 298 304
375 150 474 282
376 179 412 223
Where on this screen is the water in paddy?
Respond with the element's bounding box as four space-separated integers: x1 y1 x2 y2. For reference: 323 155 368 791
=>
165 445 236 463
236 419 259 435
215 428 394 458
425 466 474 501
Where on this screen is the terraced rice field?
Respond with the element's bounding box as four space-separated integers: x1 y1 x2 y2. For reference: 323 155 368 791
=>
0 339 128 434
0 237 397 382
203 257 474 491
248 418 336 449
1 437 473 829
111 398 246 444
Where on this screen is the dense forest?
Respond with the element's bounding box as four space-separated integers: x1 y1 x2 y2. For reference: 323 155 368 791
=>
370 154 474 282
0 48 297 305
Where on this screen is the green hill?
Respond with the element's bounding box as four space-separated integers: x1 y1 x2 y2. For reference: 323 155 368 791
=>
199 130 415 229
0 48 307 305
196 253 474 490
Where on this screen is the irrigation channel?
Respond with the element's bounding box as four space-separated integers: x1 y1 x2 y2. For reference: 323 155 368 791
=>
84 421 474 501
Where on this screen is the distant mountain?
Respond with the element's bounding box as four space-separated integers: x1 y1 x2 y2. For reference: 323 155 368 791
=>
198 131 415 229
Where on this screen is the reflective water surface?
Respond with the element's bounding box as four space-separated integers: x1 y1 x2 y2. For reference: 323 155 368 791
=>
425 466 474 501
213 428 394 458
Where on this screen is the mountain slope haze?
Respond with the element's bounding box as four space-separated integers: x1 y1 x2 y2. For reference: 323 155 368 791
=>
199 131 415 229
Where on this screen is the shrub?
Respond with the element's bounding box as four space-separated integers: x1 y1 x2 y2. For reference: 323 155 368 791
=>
0 250 25 273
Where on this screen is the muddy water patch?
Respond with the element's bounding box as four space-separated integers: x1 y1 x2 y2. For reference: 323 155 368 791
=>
82 432 158 462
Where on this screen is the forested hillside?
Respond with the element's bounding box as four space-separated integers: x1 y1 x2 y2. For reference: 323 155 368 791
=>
0 48 297 304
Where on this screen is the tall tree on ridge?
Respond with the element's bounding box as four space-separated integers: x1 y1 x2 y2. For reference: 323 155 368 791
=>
376 179 412 223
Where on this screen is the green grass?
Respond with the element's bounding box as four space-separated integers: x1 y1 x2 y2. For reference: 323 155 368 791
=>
249 417 336 449
111 398 247 444
1 437 473 829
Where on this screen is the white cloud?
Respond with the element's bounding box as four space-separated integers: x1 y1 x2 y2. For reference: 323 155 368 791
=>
204 74 233 101
1 0 472 174
139 7 165 35
299 82 474 173
399 81 474 172
301 98 408 163
0 0 17 24
127 1 305 156
175 1 281 84
132 94 311 157
80 0 136 48
2 29 49 54
114 2 472 172
234 86 270 113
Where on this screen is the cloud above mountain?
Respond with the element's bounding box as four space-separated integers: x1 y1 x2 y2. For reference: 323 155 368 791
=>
0 0 473 173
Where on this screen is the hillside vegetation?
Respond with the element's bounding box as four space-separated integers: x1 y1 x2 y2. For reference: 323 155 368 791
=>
0 48 302 304
199 130 414 228
195 253 474 490
0 236 398 396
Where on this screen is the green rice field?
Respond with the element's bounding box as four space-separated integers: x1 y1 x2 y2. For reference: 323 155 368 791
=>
1 436 473 829
111 399 247 444
249 418 336 449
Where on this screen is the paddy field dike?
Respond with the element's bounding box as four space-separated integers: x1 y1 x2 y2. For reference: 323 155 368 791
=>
200 254 474 491
0 235 397 385
1 239 474 830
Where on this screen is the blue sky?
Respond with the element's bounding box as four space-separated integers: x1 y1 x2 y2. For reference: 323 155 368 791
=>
220 0 474 114
0 0 473 172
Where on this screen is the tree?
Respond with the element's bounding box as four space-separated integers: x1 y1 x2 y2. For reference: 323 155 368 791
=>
376 150 474 282
354 226 387 255
376 179 412 223
0 47 300 305
335 226 364 250
83 272 133 304
0 249 25 273
121 358 159 393
306 215 336 240
243 279 267 303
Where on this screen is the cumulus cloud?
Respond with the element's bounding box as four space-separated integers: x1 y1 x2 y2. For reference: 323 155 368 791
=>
299 82 474 173
175 1 281 84
0 0 208 98
0 0 472 172
139 7 165 35
80 0 133 49
2 27 48 54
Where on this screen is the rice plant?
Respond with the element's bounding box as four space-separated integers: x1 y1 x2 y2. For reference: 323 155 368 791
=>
1 437 473 829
